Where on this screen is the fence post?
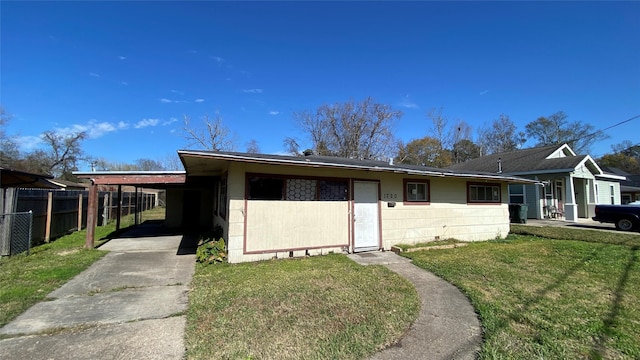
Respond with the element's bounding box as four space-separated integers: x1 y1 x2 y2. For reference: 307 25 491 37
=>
27 210 33 256
116 185 122 231
102 192 109 226
135 187 139 225
77 193 83 231
44 191 53 243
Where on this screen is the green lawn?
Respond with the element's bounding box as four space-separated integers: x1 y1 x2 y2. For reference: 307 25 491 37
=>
403 228 640 359
0 207 166 328
185 254 420 360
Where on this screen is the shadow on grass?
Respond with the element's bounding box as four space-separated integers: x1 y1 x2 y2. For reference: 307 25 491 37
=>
494 247 600 340
590 246 638 359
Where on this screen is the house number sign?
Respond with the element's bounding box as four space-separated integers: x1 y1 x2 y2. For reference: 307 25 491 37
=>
383 193 398 199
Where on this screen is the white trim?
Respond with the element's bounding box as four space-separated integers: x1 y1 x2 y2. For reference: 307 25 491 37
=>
74 171 186 176
595 173 627 181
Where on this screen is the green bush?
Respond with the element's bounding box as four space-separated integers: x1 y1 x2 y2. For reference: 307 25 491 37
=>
196 238 227 264
196 226 227 264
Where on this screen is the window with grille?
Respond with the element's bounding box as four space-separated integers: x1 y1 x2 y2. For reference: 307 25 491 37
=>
248 175 348 201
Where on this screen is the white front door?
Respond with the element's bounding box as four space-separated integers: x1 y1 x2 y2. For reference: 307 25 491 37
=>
353 181 380 252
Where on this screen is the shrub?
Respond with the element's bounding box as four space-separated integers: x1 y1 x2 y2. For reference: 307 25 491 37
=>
196 225 227 264
196 238 227 264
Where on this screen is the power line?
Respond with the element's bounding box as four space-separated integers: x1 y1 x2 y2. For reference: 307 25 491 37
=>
572 113 640 157
594 113 640 134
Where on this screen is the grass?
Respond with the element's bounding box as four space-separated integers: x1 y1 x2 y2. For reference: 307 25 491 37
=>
185 254 420 360
403 229 640 359
511 223 640 247
394 238 462 251
0 207 166 328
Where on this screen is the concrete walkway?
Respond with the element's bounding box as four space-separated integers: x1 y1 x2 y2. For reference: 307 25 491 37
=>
348 251 482 360
0 223 196 360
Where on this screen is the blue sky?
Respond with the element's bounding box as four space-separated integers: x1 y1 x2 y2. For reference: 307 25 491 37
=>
2 1 638 171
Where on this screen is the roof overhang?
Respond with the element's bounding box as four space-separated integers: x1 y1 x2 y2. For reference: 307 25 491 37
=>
73 171 186 186
621 185 640 192
179 150 539 184
0 168 58 189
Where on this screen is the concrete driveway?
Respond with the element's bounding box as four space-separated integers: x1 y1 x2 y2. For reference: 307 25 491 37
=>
0 223 196 360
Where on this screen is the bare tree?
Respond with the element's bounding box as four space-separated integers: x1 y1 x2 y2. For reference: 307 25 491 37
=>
477 114 525 155
427 107 451 149
42 131 87 180
525 111 607 154
420 108 479 165
162 152 184 171
0 106 19 167
135 158 165 171
246 139 260 154
283 137 302 156
293 97 402 159
183 113 235 151
450 120 476 163
91 155 180 172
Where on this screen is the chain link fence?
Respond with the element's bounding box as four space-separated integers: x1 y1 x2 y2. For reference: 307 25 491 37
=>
0 211 34 256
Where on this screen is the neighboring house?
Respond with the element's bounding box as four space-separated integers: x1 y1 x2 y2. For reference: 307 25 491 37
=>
448 144 626 222
178 150 536 263
49 179 90 190
601 167 640 204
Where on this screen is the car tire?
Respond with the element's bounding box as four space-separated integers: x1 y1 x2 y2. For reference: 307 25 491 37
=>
615 218 635 231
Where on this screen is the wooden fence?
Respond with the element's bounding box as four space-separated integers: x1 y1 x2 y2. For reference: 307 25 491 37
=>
15 189 158 245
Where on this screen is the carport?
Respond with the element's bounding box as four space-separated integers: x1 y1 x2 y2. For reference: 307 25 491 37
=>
74 171 186 248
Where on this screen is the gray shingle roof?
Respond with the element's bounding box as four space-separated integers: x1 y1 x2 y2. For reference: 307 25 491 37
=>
179 150 538 183
447 144 589 174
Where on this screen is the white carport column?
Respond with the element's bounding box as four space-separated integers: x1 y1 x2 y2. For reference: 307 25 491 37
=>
564 175 577 222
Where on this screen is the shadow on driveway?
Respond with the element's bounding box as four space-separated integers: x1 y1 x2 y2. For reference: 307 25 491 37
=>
98 220 199 255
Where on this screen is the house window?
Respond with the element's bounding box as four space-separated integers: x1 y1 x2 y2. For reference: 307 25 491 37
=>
404 180 429 203
509 184 525 204
249 176 284 200
610 185 615 205
468 183 501 203
544 182 553 207
248 175 348 201
319 180 348 201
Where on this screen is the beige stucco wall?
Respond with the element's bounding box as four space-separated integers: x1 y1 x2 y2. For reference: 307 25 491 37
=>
379 176 509 249
220 161 511 263
245 200 349 253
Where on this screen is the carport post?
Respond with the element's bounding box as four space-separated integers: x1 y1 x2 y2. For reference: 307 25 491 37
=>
85 182 98 249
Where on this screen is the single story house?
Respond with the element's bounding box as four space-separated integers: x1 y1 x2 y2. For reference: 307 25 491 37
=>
448 144 626 222
600 167 640 204
178 150 537 263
